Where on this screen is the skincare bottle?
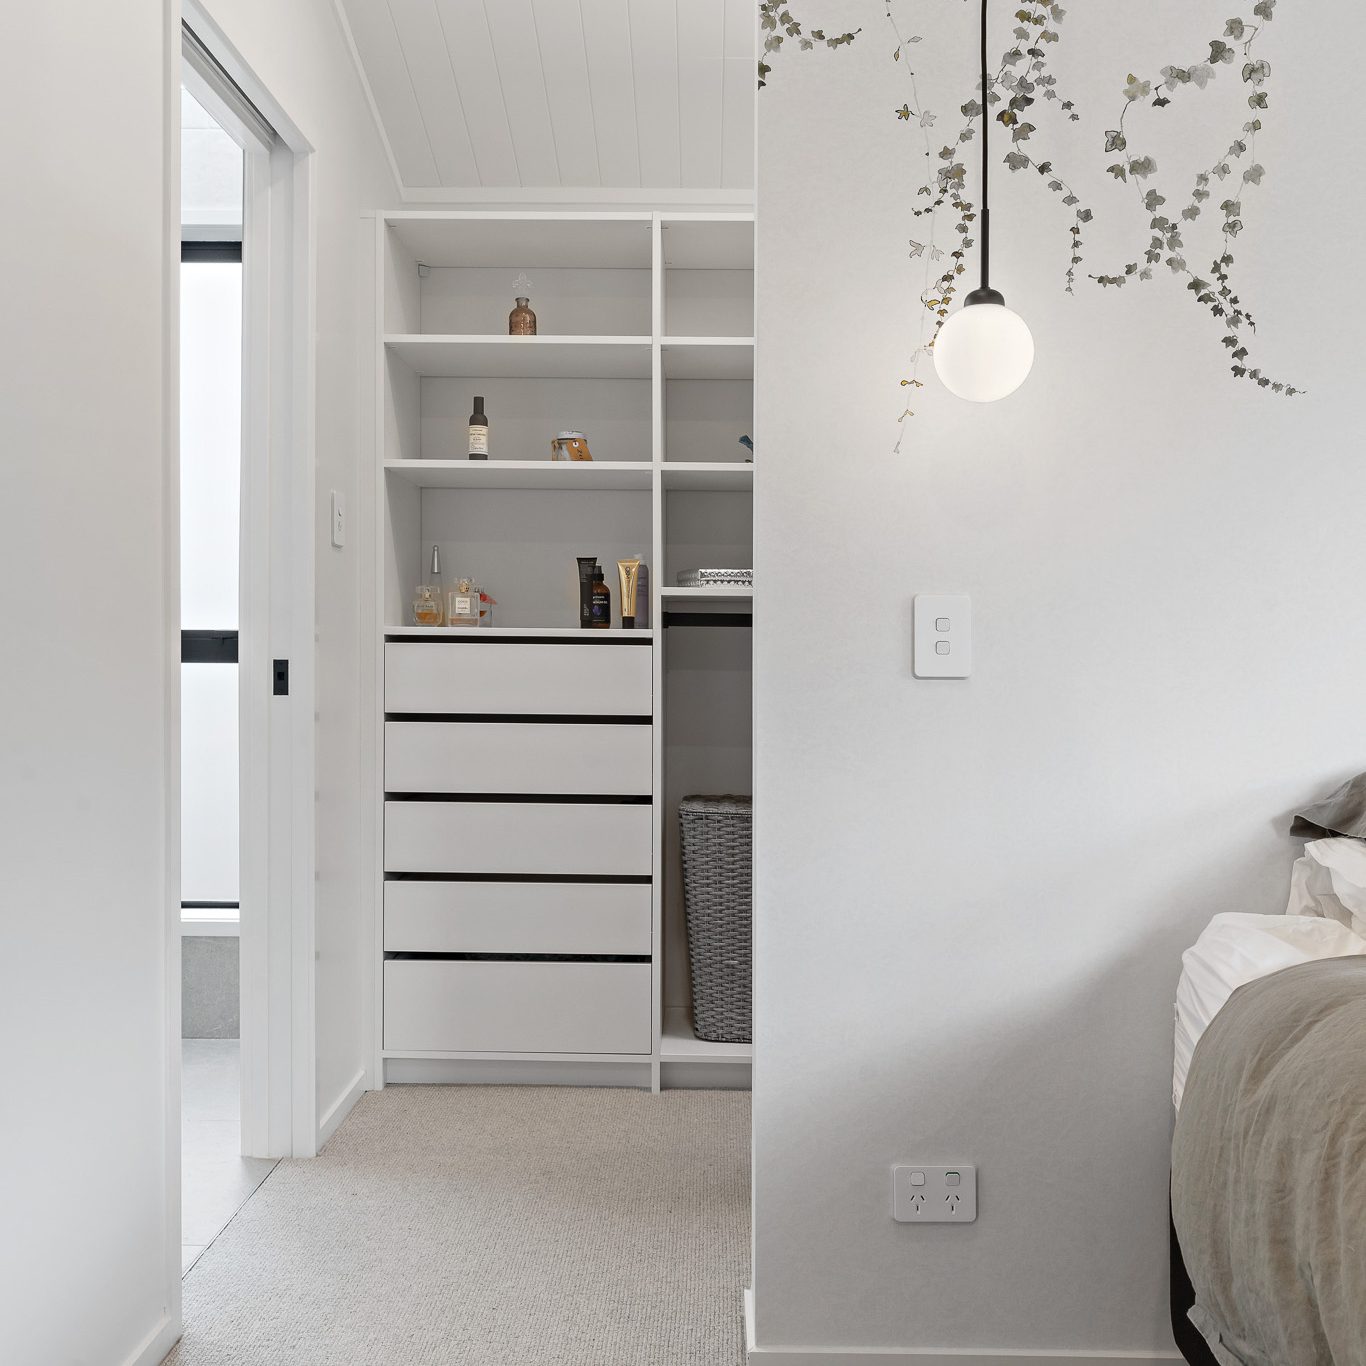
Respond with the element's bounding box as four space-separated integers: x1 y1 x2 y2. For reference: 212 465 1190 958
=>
628 554 649 628
448 577 480 628
576 556 598 629
589 568 612 629
412 585 443 627
468 396 488 460
616 557 642 630
426 544 445 625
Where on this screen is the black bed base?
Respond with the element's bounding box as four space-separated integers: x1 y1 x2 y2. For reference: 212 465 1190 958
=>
1170 1198 1220 1366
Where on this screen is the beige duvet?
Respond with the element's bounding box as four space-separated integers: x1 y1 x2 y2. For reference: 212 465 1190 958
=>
1172 955 1366 1366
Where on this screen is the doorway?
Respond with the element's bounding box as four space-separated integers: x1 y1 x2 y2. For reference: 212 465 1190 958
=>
174 15 317 1290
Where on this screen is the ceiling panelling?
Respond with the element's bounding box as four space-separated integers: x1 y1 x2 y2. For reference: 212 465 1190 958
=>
338 0 756 191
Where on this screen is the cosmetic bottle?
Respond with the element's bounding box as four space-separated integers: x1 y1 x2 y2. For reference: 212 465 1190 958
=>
448 577 480 628
468 396 488 460
627 554 648 628
412 585 443 627
589 568 612 629
576 556 598 628
426 544 445 625
617 557 641 629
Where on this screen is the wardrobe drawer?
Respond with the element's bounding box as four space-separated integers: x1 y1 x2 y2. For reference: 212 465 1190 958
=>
384 641 652 716
384 721 652 796
384 881 651 955
384 800 651 876
383 959 652 1054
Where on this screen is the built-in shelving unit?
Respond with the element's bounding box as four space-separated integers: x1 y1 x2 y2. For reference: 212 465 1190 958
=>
372 210 753 1092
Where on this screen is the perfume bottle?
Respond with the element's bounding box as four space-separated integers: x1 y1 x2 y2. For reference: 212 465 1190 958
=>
509 272 537 335
468 396 488 460
589 568 612 629
412 585 443 627
426 544 445 625
447 577 480 628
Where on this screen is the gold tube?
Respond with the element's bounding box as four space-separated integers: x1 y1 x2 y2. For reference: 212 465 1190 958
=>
616 557 641 629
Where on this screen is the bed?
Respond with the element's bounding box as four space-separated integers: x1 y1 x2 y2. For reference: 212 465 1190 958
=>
1169 812 1366 1366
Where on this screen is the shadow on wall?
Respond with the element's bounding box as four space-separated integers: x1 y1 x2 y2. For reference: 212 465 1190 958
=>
183 936 239 1038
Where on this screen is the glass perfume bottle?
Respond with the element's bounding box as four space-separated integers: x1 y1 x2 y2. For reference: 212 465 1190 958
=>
447 577 480 628
412 585 443 627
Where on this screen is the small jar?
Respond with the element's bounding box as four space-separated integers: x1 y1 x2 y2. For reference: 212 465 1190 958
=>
550 431 592 462
509 297 537 335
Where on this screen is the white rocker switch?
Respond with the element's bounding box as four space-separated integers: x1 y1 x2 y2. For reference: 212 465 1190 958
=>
914 595 971 678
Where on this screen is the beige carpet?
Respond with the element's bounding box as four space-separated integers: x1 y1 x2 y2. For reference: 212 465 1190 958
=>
166 1086 750 1366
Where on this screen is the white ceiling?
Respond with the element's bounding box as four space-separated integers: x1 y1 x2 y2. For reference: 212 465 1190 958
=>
338 0 756 193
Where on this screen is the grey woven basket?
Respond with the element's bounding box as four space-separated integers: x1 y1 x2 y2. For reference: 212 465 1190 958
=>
678 795 752 1043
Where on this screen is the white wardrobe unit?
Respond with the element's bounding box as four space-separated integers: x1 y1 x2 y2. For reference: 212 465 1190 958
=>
372 211 753 1090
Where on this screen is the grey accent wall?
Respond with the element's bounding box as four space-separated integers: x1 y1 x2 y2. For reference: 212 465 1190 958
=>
182 937 240 1039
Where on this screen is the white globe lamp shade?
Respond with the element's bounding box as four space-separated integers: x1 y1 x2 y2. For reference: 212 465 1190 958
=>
933 297 1035 403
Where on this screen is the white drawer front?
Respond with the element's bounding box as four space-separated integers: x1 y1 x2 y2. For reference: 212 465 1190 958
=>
384 800 651 876
384 881 651 955
383 959 652 1054
385 641 652 716
385 721 651 795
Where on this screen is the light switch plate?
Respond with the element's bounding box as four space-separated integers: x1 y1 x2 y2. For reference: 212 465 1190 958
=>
913 595 971 678
330 490 346 548
893 1164 977 1222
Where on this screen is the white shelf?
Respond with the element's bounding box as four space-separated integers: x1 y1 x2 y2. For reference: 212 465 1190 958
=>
661 463 752 492
386 335 652 380
660 1009 752 1064
660 586 753 602
384 625 653 640
661 337 754 380
384 213 653 269
385 459 654 491
660 216 755 270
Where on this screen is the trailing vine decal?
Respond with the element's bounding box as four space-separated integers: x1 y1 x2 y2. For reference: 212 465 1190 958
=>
759 0 1300 429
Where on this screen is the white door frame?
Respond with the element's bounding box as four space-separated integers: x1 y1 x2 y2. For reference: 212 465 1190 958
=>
179 4 319 1168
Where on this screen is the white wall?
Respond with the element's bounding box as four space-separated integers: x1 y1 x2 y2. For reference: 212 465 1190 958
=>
753 2 1366 1357
193 0 399 1141
0 2 180 1362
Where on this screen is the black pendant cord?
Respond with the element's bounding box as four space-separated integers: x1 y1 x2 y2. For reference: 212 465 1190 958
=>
979 0 990 293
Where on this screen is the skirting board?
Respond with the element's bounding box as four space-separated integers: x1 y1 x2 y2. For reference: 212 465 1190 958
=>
317 1067 367 1151
384 1057 652 1087
124 1314 179 1366
744 1292 1183 1366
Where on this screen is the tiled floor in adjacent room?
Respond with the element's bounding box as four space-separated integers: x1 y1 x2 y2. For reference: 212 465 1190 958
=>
182 1039 277 1274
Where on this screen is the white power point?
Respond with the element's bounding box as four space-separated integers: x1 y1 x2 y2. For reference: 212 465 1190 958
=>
892 1164 977 1223
913 595 971 678
330 490 346 549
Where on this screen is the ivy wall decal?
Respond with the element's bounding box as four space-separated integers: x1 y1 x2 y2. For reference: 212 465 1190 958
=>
759 0 1300 432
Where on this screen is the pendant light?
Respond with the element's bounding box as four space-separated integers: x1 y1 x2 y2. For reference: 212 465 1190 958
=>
933 0 1035 402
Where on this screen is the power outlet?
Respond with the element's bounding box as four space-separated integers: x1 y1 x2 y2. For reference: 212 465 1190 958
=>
892 1164 977 1223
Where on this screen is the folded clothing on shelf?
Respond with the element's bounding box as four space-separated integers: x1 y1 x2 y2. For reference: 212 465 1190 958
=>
676 568 753 588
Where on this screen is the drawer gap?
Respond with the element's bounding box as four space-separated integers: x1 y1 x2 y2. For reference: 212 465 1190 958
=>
384 792 652 805
384 951 651 964
384 712 653 725
384 871 651 884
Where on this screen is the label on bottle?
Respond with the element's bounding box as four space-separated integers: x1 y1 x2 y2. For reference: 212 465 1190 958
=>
451 594 475 620
468 425 488 457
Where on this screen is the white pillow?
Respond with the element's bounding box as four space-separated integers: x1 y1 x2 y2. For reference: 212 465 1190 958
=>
1285 837 1366 938
1173 912 1366 1109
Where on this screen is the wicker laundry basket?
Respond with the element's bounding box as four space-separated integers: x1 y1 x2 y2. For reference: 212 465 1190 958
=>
678 795 753 1043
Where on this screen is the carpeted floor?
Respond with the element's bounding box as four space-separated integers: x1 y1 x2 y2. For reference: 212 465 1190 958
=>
165 1085 750 1366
